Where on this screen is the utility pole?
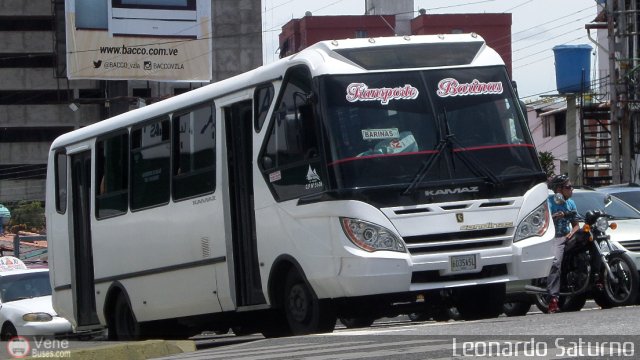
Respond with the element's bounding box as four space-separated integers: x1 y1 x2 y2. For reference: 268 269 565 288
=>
608 0 621 183
619 0 632 183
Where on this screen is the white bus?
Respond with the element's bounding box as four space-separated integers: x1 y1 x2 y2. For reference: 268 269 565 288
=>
46 33 554 339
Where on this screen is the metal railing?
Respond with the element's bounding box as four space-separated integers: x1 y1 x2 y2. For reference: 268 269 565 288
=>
13 233 47 259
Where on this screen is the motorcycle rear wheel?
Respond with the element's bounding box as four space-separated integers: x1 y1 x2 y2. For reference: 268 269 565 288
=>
593 252 639 308
532 278 585 313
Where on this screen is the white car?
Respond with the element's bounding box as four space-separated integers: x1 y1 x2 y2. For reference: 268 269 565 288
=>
0 256 72 339
571 188 640 271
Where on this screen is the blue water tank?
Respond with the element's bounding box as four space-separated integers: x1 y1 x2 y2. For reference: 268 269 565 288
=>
553 44 592 94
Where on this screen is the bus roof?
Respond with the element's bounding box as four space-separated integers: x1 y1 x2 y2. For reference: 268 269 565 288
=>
51 33 501 150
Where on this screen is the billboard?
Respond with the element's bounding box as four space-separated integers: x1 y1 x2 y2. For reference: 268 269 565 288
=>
65 0 212 81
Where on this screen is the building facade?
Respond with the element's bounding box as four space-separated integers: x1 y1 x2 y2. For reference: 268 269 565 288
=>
278 2 512 74
0 0 262 203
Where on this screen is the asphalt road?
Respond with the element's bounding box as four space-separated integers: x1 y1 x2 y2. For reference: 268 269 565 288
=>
2 301 636 359
154 301 640 359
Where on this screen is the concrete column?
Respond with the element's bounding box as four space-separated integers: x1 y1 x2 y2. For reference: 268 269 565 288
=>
566 94 580 184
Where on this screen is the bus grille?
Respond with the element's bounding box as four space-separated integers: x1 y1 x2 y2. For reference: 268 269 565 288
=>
403 228 510 255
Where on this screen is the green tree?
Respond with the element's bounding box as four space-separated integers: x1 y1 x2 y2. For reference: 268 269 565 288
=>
8 200 45 230
538 151 556 178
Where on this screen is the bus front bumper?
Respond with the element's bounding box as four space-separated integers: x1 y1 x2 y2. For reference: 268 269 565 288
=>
335 237 554 298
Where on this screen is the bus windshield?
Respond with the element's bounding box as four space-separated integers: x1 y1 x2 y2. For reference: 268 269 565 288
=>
320 66 542 191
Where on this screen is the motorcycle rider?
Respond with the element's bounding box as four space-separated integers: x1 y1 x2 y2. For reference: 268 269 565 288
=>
546 174 580 313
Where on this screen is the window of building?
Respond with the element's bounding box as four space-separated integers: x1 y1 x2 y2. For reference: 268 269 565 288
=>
54 153 67 214
0 16 53 31
542 116 551 138
131 118 170 210
542 112 567 137
173 88 189 96
0 53 55 68
96 132 129 219
355 30 368 38
554 112 567 136
0 90 71 105
0 127 73 142
0 164 47 181
132 88 151 98
172 102 216 201
254 84 274 131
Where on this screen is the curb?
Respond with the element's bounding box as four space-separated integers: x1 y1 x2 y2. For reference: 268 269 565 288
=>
29 340 197 360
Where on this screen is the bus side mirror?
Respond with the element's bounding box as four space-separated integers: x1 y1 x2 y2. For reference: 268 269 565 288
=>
262 156 274 170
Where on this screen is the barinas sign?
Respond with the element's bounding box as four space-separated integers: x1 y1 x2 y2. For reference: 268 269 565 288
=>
436 78 503 97
424 186 479 196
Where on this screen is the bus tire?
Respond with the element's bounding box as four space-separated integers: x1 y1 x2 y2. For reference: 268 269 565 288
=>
113 294 141 340
283 270 336 335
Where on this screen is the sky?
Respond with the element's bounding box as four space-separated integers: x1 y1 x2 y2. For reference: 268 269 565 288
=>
261 0 600 101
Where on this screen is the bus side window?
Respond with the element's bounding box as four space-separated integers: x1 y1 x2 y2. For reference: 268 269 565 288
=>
261 66 317 169
95 132 129 219
172 102 216 201
254 84 274 132
131 118 170 210
54 151 67 214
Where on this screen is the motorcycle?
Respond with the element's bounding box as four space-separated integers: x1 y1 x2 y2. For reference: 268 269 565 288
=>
526 193 639 313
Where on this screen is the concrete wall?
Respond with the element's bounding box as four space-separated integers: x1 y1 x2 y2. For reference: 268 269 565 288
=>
211 0 263 82
0 180 46 202
0 0 50 15
0 32 53 52
365 0 414 35
0 143 50 164
0 104 99 128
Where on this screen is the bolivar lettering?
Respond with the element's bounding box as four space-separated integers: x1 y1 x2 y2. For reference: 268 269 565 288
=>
346 83 419 105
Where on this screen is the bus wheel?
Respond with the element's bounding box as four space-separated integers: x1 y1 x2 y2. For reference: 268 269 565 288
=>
283 271 336 335
113 295 141 340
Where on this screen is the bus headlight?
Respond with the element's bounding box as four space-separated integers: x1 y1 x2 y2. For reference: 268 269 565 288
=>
514 201 550 243
340 217 406 252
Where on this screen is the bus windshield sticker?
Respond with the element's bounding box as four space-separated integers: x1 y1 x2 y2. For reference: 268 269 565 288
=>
436 78 503 97
346 83 419 105
305 166 323 190
362 128 399 140
269 170 281 183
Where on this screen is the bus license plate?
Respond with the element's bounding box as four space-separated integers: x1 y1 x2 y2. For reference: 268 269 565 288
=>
450 254 477 272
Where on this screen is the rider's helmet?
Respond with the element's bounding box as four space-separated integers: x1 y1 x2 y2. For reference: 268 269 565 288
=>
548 174 569 190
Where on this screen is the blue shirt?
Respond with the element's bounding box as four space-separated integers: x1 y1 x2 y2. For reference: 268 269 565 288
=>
548 194 577 237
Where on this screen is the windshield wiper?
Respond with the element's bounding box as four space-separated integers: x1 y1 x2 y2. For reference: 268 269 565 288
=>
447 134 503 186
403 109 502 195
403 135 451 195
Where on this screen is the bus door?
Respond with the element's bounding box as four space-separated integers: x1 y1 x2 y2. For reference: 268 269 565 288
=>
224 100 266 307
70 150 99 326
